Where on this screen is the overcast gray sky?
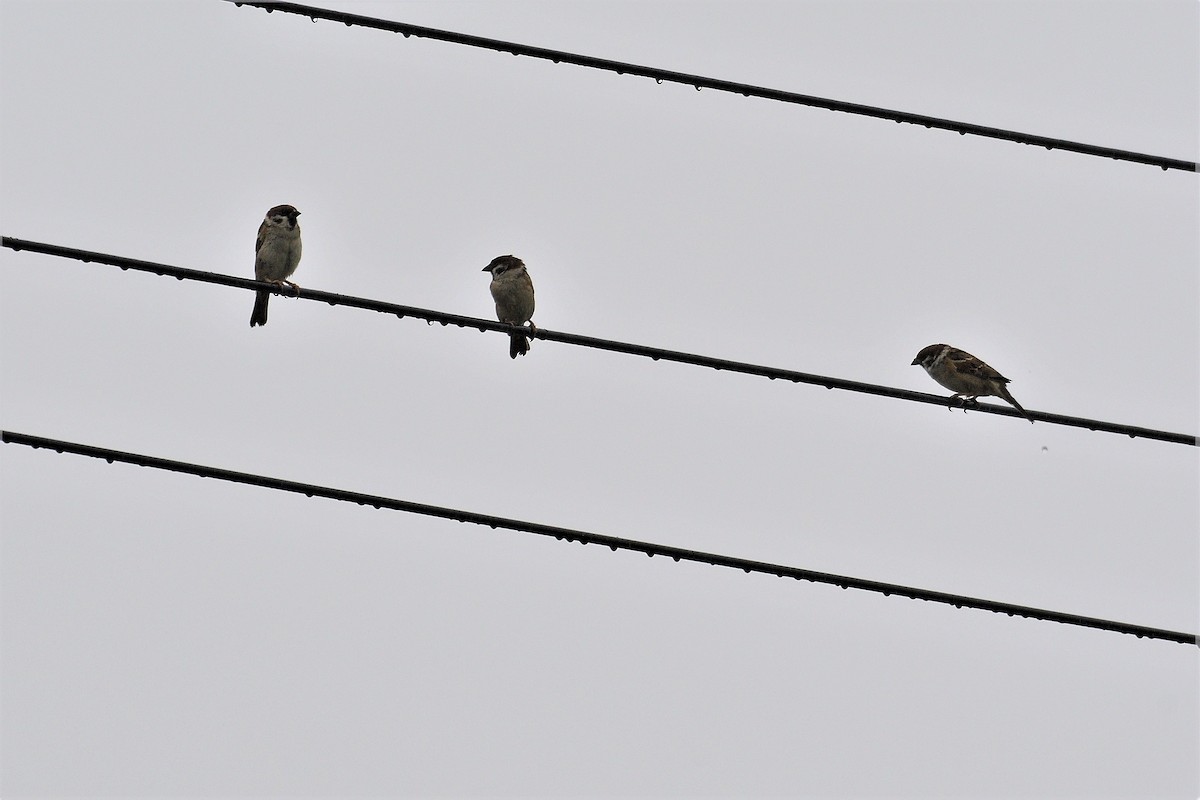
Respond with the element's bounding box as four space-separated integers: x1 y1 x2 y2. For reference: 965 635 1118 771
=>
2 0 1198 796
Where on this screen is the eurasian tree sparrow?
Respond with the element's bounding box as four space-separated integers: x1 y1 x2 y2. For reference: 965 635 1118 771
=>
911 343 1033 423
249 204 302 327
483 254 536 358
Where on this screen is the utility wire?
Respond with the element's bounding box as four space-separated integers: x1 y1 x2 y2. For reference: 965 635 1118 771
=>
5 236 1196 447
227 0 1196 174
3 430 1194 647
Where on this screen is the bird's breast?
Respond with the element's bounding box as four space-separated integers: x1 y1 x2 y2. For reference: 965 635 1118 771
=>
255 230 302 281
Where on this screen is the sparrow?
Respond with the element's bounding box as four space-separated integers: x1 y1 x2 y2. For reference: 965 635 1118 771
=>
911 343 1033 423
483 255 536 358
249 204 302 327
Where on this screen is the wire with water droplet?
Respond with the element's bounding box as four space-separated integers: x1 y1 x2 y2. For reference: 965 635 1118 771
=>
3 429 1194 646
3 236 1195 447
221 0 1197 173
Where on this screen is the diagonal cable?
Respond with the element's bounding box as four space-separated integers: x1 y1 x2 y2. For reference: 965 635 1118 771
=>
3 430 1194 646
4 236 1195 447
226 0 1197 173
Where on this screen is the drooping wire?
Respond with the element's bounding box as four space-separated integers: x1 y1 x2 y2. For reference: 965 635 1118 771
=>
225 0 1197 173
3 430 1193 646
4 236 1195 447
2 429 1190 647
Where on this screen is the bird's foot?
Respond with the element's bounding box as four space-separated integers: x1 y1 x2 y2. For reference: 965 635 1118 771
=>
949 395 979 413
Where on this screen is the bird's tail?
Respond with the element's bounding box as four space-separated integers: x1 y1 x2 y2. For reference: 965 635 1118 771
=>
999 386 1033 423
250 290 270 327
509 331 530 359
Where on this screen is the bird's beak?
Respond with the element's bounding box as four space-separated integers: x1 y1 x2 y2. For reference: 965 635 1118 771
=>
910 358 920 366
482 265 491 272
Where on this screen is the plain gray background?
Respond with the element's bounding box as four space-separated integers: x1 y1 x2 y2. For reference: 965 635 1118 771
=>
2 0 1197 796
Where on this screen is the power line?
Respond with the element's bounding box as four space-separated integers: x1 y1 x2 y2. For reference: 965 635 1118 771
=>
3 429 1193 647
226 0 1197 174
5 236 1195 447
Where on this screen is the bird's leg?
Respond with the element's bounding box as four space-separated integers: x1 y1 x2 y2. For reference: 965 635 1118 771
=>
949 394 979 414
280 279 301 297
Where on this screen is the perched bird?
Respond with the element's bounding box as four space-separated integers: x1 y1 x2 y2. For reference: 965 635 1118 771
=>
911 343 1033 423
249 204 302 327
483 255 536 358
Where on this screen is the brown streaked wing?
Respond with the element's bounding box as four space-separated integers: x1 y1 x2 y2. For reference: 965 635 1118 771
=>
946 348 1008 382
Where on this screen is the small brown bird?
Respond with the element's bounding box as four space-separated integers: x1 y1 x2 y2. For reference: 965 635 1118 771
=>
249 204 302 327
911 343 1033 422
483 255 536 358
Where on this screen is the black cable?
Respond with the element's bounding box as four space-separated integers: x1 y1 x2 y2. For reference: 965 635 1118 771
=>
3 431 1194 646
226 0 1197 173
5 236 1196 447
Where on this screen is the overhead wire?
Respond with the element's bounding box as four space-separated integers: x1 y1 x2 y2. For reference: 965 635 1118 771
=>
3 9 1192 654
4 236 1196 447
225 0 1197 174
3 430 1194 647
